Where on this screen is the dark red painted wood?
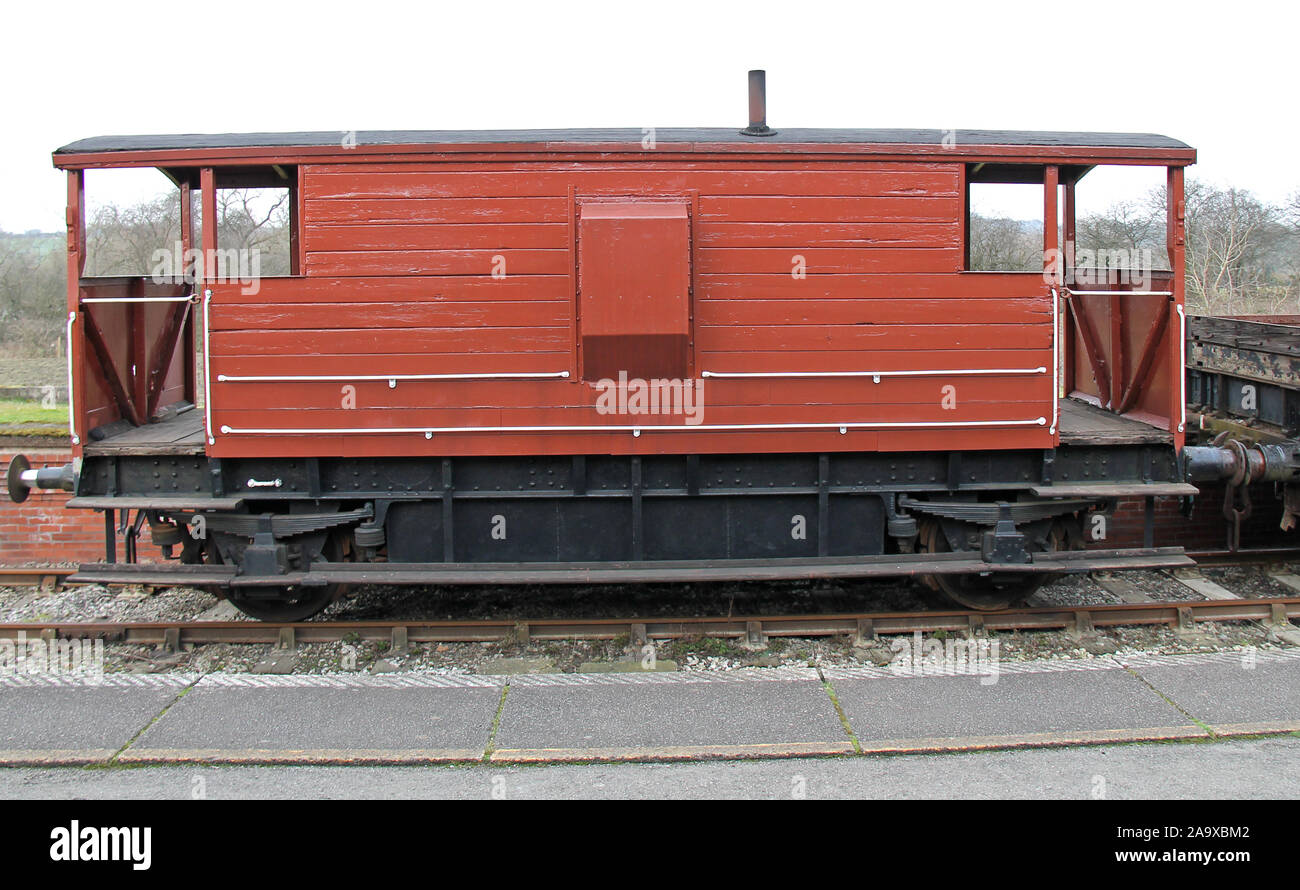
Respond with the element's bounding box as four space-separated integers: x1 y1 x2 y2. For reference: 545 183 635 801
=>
54 133 1191 461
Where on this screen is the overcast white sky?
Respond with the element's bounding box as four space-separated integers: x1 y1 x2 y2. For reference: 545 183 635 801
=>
0 0 1292 231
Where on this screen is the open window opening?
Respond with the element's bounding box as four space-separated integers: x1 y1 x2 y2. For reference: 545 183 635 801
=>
82 167 181 278
965 178 1046 272
1070 165 1171 291
207 166 298 279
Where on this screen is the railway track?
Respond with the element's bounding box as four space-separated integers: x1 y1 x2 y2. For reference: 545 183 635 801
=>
3 555 1300 649
0 567 74 588
3 547 1298 590
0 597 1297 649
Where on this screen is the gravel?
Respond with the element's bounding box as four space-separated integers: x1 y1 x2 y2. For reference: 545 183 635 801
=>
1200 565 1297 598
0 565 1295 677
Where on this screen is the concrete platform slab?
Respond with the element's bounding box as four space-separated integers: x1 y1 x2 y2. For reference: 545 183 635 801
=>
2 735 1300 799
1123 652 1300 734
3 650 1297 767
830 664 1206 753
121 682 503 764
492 676 852 761
0 678 190 765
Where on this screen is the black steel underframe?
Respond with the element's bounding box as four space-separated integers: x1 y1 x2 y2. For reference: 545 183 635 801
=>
77 444 1182 501
74 444 1183 572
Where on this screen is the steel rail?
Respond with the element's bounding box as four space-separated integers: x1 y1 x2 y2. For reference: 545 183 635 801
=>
0 597 1296 647
0 546 1297 589
0 567 74 588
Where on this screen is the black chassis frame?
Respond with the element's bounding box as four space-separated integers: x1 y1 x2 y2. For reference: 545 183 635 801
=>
72 443 1185 578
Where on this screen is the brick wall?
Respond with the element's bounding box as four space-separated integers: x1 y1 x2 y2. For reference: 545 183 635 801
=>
0 450 105 565
1097 480 1292 552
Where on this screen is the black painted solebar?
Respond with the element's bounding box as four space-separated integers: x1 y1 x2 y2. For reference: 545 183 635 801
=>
75 446 1184 502
71 547 1193 588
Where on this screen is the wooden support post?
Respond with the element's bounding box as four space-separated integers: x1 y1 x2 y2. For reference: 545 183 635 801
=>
200 168 217 279
289 168 302 276
1061 176 1076 397
66 171 85 448
1062 177 1076 287
1043 165 1060 285
1110 293 1126 410
130 280 148 419
179 179 197 404
179 180 193 263
1167 166 1187 443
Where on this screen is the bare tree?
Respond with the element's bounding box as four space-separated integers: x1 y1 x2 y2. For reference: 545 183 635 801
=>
83 193 183 276
967 215 1041 271
212 189 291 276
0 230 66 354
1179 182 1288 314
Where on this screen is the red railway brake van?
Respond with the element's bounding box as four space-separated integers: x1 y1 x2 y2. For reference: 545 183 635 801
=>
9 73 1237 619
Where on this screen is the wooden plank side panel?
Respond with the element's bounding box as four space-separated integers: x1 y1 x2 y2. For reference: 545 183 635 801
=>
701 349 1051 374
301 164 964 279
303 167 961 200
202 159 1058 459
697 248 960 275
696 324 1050 352
699 195 956 222
304 249 569 277
209 326 571 357
216 402 1050 427
210 348 1050 378
697 297 1050 326
212 352 572 377
698 221 959 248
304 223 567 251
206 425 1054 460
306 196 568 224
216 275 572 305
305 160 966 176
207 375 1050 411
210 300 569 331
698 272 1046 300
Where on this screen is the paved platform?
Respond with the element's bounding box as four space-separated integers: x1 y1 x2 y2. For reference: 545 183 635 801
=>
0 650 1297 766
6 736 1300 799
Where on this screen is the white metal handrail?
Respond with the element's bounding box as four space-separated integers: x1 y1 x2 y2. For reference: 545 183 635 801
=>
1050 286 1059 435
220 417 1049 439
1176 304 1187 433
701 367 1046 382
79 296 194 304
203 289 214 444
65 311 78 446
217 371 570 386
1064 290 1174 297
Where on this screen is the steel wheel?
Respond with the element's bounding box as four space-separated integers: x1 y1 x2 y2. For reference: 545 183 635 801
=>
212 530 348 621
918 518 1065 611
227 584 342 622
